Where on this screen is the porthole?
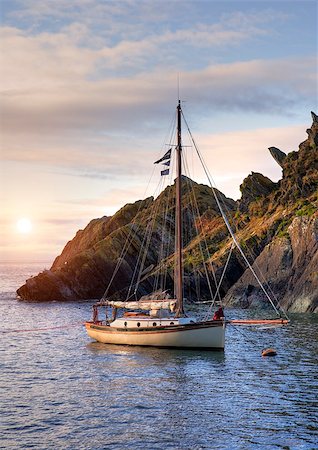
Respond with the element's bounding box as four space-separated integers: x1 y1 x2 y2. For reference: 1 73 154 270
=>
153 322 157 327
124 322 127 327
137 322 141 327
170 322 175 325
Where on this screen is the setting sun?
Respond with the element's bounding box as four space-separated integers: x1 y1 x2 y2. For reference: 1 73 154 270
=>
16 218 32 234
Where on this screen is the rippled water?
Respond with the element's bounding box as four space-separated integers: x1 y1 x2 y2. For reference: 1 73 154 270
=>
1 262 317 449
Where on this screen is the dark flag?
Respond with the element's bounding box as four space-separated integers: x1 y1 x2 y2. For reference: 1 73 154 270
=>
162 160 170 166
154 148 172 164
161 169 169 176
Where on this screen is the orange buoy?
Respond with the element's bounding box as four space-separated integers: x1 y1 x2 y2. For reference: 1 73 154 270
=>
262 348 277 357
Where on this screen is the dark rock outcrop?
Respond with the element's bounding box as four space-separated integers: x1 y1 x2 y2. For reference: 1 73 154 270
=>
268 146 287 168
238 172 278 213
276 115 318 205
224 215 318 312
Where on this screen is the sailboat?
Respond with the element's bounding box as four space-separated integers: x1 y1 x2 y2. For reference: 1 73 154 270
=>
85 100 288 350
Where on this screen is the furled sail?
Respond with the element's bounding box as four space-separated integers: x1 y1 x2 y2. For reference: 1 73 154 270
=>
106 300 177 312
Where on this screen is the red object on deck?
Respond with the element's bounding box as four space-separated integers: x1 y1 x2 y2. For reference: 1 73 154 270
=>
213 307 224 320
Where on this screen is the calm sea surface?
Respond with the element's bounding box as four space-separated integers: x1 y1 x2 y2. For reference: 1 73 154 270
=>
1 261 317 450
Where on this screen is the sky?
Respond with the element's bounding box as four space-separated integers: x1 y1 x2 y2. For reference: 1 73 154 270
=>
0 0 317 263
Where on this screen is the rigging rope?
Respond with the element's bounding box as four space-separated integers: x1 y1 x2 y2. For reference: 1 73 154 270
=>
129 178 164 299
181 111 288 319
101 103 290 322
204 243 234 320
2 322 84 334
102 112 178 301
182 154 222 303
130 114 178 299
101 196 155 300
153 181 174 294
183 172 215 301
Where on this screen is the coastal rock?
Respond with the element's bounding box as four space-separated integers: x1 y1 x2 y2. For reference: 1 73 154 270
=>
51 198 153 270
51 216 111 270
17 179 236 301
17 270 75 301
224 215 318 313
277 112 318 205
268 146 287 168
238 172 278 214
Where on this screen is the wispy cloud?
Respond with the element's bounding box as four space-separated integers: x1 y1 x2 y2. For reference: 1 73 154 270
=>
2 2 315 151
2 52 315 139
4 1 289 41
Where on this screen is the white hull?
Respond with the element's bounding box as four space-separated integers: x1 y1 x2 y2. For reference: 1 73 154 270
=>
85 320 225 349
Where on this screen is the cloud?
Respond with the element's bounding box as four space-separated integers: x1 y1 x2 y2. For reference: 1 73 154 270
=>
1 54 315 158
1 21 315 136
4 1 288 40
42 218 84 226
1 19 314 207
1 3 300 80
1 2 315 155
1 25 314 192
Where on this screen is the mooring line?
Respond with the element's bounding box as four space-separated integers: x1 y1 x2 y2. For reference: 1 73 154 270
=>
1 322 85 334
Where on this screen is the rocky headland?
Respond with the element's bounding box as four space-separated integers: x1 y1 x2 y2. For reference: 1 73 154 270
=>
17 112 318 312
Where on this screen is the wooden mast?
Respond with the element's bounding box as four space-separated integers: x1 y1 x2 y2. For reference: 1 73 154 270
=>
175 100 184 316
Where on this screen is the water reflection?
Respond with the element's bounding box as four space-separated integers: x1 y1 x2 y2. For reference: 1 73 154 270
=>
1 264 317 450
87 341 225 361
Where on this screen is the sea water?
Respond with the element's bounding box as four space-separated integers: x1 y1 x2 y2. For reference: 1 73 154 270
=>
1 261 317 450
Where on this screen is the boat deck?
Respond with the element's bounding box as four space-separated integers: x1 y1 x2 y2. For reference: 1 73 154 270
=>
110 316 196 329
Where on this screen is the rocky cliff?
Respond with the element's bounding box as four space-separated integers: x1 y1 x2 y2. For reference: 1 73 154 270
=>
224 215 318 312
224 111 318 312
17 113 318 312
17 178 237 302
